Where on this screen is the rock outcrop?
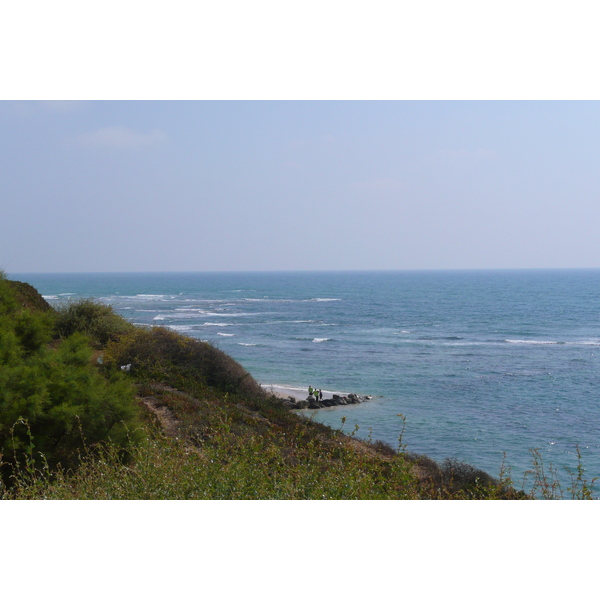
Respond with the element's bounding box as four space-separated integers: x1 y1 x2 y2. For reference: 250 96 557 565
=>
282 393 372 410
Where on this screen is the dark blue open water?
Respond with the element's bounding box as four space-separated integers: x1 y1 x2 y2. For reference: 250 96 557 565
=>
14 269 600 492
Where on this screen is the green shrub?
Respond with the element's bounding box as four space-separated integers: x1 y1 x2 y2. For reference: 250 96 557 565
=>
0 281 141 483
0 331 141 478
12 310 55 355
0 274 19 316
105 326 266 397
368 439 397 457
54 299 134 347
5 280 53 313
439 457 498 497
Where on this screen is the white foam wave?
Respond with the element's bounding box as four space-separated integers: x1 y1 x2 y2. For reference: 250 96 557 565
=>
395 338 494 347
42 295 59 300
243 298 294 303
180 298 242 304
205 312 254 317
165 325 193 332
136 294 168 299
312 338 331 343
505 339 559 345
151 316 231 326
58 293 75 296
252 297 338 303
265 320 317 324
442 341 487 346
173 308 254 317
506 339 600 347
217 333 235 337
238 342 257 346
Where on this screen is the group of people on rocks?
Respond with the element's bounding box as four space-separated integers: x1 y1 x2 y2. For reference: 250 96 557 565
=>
308 385 323 401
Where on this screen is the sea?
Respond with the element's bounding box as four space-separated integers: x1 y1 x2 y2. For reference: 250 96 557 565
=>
13 269 600 494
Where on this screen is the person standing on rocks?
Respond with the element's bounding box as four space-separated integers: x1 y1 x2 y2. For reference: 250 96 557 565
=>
319 389 323 401
308 385 314 398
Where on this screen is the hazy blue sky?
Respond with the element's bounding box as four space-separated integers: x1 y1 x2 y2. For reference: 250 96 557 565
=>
3 100 600 273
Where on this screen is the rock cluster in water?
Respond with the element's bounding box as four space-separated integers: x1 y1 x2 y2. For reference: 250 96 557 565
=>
282 393 372 410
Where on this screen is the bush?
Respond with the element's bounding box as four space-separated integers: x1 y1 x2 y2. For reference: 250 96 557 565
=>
54 299 134 347
12 310 55 356
5 280 53 313
0 331 141 477
0 280 141 482
439 458 497 494
105 326 267 397
0 273 19 316
368 439 397 457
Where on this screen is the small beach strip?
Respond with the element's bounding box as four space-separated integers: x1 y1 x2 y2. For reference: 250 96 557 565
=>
262 384 371 409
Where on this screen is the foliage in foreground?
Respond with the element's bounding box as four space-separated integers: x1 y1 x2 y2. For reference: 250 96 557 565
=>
1 382 526 500
4 418 596 500
3 424 418 500
0 277 141 480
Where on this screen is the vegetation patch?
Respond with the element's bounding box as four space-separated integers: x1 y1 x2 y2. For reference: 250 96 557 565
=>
54 298 135 348
0 275 142 486
5 280 53 313
104 326 266 397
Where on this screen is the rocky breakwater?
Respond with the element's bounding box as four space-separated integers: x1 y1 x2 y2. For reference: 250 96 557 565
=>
283 393 372 410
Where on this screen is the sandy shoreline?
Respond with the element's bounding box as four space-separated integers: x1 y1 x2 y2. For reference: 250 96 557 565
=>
261 384 306 401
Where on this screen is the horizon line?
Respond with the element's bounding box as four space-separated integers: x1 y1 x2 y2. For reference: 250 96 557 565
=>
8 267 600 276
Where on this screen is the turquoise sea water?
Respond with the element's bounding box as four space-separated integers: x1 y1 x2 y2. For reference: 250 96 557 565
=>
14 269 600 491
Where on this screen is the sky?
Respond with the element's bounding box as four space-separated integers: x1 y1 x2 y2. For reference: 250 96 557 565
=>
3 2 600 274
3 100 600 273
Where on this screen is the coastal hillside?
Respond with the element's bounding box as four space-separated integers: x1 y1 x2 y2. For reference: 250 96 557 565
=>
0 273 529 499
